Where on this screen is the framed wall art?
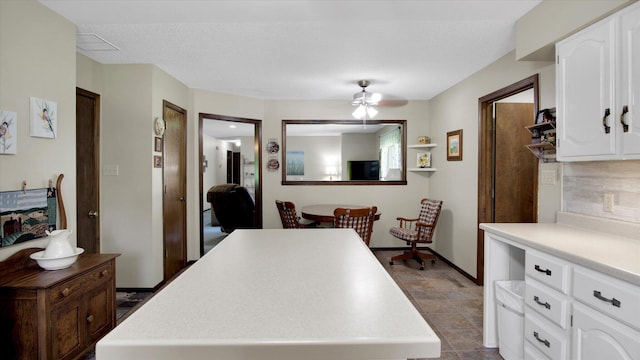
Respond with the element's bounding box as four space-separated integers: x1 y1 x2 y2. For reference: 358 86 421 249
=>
154 155 162 168
30 97 57 139
0 109 17 154
447 129 463 161
154 137 163 152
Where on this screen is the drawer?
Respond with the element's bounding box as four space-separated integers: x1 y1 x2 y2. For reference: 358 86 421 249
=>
524 310 569 360
525 341 551 360
573 265 640 331
525 250 570 294
50 263 113 304
525 280 570 329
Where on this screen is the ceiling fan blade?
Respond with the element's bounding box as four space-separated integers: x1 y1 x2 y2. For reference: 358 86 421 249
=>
377 99 408 107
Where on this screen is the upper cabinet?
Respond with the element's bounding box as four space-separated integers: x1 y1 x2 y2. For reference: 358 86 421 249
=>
556 2 640 161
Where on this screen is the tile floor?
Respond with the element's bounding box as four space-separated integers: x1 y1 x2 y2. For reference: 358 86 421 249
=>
374 250 504 360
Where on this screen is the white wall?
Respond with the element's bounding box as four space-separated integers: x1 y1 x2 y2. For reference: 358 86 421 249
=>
0 0 77 259
286 136 341 181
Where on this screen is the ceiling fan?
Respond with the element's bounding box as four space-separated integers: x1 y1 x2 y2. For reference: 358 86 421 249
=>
352 80 382 120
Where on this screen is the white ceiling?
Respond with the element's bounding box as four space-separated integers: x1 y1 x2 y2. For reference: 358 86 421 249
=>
39 0 541 102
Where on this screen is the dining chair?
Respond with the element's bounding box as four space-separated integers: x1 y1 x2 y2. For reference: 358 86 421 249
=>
389 198 442 270
275 200 316 229
333 206 377 246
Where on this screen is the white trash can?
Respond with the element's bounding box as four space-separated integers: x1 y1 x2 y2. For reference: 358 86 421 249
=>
495 280 525 360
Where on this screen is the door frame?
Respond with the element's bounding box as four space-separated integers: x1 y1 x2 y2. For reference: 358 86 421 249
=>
198 113 262 256
477 74 539 285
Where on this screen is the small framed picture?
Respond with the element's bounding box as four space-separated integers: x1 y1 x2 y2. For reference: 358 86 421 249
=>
154 136 163 152
447 129 463 161
153 155 162 168
417 152 431 168
536 108 556 124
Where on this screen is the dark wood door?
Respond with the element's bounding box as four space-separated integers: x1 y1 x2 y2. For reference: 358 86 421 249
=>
162 101 187 280
76 88 100 253
494 103 537 223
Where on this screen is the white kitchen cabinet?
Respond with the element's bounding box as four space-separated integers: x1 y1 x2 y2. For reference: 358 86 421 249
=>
572 302 640 360
556 1 640 161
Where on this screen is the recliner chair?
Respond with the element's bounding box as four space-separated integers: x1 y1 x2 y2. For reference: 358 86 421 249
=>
206 184 255 233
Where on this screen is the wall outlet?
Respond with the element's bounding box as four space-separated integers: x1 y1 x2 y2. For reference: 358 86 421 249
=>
104 164 119 176
603 193 614 212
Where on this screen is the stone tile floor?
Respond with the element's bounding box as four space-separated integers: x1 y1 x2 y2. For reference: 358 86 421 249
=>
374 250 503 360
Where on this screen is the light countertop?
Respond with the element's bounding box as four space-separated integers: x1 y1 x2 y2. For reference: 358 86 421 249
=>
96 229 440 359
480 213 640 286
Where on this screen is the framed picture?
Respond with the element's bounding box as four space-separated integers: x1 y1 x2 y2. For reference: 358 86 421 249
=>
153 155 162 168
447 129 463 161
0 110 17 154
154 136 163 152
535 108 556 125
417 152 431 168
30 97 57 139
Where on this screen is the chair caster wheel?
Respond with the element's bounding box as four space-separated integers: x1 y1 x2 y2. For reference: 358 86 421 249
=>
389 261 394 265
431 259 436 264
419 266 425 271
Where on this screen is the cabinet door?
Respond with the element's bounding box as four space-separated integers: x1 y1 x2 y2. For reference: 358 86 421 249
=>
620 3 640 158
86 283 114 344
572 302 640 359
50 298 83 360
556 17 617 160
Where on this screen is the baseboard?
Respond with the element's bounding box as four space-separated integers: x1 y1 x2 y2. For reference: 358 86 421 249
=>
116 287 155 293
371 246 479 285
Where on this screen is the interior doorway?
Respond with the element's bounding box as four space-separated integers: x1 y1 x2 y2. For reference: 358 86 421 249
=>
162 100 187 280
477 74 539 285
76 88 100 253
199 113 262 256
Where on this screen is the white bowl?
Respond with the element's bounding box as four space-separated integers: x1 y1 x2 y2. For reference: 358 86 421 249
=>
30 248 85 270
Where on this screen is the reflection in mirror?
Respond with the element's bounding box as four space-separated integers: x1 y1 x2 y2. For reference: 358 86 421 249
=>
282 119 407 185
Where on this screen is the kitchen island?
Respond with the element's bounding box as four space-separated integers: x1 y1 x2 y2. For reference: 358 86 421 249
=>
96 229 440 359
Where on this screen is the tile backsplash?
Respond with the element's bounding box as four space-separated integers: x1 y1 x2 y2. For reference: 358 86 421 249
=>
562 161 640 224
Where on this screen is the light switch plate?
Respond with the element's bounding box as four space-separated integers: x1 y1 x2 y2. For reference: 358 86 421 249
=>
104 164 119 176
540 170 556 185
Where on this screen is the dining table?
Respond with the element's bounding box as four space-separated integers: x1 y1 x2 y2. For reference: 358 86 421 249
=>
96 229 440 359
301 204 381 223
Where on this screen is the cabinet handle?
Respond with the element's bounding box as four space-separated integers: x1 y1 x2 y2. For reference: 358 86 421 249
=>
603 108 611 134
534 264 552 276
593 290 621 308
533 295 551 310
100 269 109 277
620 105 629 132
61 288 70 297
86 314 94 323
533 331 551 348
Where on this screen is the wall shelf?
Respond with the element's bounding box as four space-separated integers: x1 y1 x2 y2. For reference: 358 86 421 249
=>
408 168 437 172
408 143 437 172
407 144 437 149
525 119 556 162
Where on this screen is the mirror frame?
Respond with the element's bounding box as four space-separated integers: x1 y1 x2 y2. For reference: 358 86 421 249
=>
281 119 407 185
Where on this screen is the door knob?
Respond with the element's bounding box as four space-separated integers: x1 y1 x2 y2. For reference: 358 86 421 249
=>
88 210 98 218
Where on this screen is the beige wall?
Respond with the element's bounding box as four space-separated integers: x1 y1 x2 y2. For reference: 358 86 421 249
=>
516 0 635 61
0 0 77 259
428 52 558 278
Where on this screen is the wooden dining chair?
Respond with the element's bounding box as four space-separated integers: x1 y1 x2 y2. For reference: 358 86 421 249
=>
389 198 442 270
333 206 377 246
275 200 316 229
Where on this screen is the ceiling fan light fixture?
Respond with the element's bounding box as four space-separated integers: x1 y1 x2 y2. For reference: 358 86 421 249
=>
351 80 381 119
352 104 367 119
366 106 378 118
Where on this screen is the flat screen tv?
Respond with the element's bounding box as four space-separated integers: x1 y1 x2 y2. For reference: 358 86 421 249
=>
347 160 380 181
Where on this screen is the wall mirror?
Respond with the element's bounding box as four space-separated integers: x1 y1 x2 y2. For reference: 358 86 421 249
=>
281 119 407 185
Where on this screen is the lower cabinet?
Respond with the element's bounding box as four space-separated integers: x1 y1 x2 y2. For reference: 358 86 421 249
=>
0 250 119 360
572 302 640 359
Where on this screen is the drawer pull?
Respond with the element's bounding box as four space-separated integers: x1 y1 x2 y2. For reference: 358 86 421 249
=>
61 288 70 297
87 314 94 323
533 295 551 310
534 265 552 276
100 269 109 277
603 108 611 134
593 290 621 308
620 105 629 132
533 331 550 348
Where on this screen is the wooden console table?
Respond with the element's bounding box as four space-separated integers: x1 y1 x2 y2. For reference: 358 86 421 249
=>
0 248 119 360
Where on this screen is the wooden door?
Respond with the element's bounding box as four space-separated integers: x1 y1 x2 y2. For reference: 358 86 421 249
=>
162 101 187 280
494 103 536 223
76 88 100 253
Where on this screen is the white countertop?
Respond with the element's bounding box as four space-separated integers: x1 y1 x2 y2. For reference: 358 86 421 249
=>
480 217 640 286
96 229 440 359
